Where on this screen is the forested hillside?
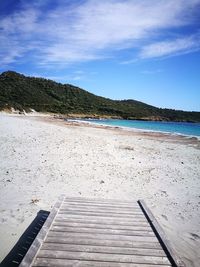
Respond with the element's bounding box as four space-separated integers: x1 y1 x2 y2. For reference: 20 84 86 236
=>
0 71 200 122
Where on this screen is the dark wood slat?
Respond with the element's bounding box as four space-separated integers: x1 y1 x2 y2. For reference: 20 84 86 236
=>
63 200 139 209
59 207 144 215
41 243 166 257
54 217 149 227
45 236 163 250
37 250 170 265
33 258 172 267
54 218 149 226
64 197 137 204
52 221 151 231
48 231 158 242
56 214 147 223
61 203 141 212
58 211 144 219
50 225 155 237
60 207 143 215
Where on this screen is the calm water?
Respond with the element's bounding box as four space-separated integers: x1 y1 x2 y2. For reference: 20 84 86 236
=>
81 119 200 137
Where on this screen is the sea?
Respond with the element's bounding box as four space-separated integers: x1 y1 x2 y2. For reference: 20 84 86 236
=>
78 119 200 137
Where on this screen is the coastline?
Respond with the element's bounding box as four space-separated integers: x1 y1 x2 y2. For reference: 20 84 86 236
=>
66 118 200 141
1 110 200 139
0 113 200 267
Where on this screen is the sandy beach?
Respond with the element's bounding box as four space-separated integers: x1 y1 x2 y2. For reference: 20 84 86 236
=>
0 114 200 266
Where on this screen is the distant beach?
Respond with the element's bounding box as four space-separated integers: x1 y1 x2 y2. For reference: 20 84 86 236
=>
0 113 200 267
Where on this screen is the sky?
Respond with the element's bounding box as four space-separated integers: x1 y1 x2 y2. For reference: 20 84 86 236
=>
0 0 200 111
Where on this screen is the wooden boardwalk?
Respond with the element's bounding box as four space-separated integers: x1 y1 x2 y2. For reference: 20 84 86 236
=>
20 196 184 267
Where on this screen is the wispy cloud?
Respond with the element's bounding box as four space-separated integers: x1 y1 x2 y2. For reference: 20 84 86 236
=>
0 0 200 67
24 69 91 83
140 33 200 59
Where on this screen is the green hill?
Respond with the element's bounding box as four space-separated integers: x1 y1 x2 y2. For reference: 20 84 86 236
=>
0 71 200 122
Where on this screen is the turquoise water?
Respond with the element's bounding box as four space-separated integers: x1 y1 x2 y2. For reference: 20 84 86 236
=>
81 119 200 137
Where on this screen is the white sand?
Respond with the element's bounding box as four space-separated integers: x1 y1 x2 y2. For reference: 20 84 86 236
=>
0 114 200 266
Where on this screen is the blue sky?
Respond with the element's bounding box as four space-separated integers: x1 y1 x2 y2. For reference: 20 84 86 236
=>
0 0 200 111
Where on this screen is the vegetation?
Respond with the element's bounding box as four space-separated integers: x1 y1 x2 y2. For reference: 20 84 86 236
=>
0 71 200 122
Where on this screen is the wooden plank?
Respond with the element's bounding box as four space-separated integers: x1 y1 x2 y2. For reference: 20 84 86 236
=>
48 230 158 242
62 203 140 210
61 201 140 207
63 201 139 210
33 258 172 267
19 195 65 267
59 207 143 215
64 196 137 204
138 200 185 267
58 210 145 218
63 200 140 209
45 236 163 249
41 243 166 257
56 214 147 223
52 221 152 231
61 203 141 211
37 250 170 265
50 225 155 237
54 217 149 227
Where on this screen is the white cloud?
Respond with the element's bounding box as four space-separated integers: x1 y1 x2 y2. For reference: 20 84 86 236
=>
140 33 200 59
0 35 25 65
0 0 200 66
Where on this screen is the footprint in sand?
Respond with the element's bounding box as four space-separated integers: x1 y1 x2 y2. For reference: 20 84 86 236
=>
190 233 200 240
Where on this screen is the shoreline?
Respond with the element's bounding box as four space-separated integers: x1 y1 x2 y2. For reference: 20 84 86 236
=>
1 110 200 139
41 116 200 148
66 118 200 140
0 114 200 266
